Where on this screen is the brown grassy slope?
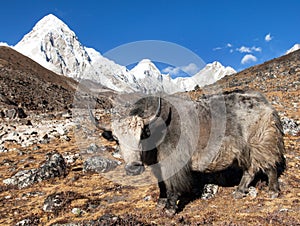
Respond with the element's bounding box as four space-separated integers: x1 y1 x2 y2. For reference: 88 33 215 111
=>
0 46 79 112
0 46 113 112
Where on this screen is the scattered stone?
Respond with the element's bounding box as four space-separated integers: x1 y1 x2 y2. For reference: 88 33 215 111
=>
0 146 8 153
86 143 100 153
112 152 122 159
40 134 50 144
15 216 40 226
3 151 67 188
248 186 258 198
43 192 65 213
63 153 80 164
17 107 27 118
61 135 71 142
43 191 80 213
32 145 41 151
83 156 120 173
144 195 152 201
201 184 219 200
6 108 16 119
281 117 300 136
71 207 83 216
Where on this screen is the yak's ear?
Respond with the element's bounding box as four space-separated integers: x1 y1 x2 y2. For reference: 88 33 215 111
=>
101 131 117 142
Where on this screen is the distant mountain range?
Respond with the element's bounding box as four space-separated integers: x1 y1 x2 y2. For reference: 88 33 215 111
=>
2 14 298 94
11 14 236 93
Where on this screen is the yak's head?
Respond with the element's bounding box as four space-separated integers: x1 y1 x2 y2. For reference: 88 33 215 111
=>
89 98 161 176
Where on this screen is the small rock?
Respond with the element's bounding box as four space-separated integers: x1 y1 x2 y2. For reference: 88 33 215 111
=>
71 208 83 216
3 151 67 188
43 193 65 212
201 184 219 200
112 151 122 159
15 217 40 226
281 117 300 136
0 146 8 153
83 156 120 173
32 146 41 151
248 186 258 198
86 143 99 153
43 191 78 213
40 134 50 144
61 135 71 142
17 107 27 118
63 153 80 164
144 195 152 201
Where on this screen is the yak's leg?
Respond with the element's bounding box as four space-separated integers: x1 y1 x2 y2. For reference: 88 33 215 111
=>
165 190 180 216
157 181 168 209
233 168 256 199
266 167 280 198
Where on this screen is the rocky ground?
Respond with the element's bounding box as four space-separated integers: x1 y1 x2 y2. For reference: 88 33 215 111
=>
0 48 299 225
0 113 299 225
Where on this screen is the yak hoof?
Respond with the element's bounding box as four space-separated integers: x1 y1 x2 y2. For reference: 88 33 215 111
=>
268 191 279 198
165 208 176 216
233 190 246 199
157 198 168 209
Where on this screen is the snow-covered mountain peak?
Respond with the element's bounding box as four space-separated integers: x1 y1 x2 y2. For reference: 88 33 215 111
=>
32 14 67 31
202 61 236 75
130 59 161 79
15 14 91 77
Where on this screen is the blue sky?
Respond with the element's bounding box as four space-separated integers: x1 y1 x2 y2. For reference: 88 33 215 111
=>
0 0 299 73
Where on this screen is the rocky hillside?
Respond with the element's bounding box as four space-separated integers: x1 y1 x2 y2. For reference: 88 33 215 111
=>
192 49 300 121
0 46 113 117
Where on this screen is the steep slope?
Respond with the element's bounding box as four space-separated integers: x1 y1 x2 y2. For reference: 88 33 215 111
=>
192 49 300 120
0 46 112 113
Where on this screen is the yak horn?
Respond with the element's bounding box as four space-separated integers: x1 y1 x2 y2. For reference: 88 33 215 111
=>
144 97 161 125
88 105 111 131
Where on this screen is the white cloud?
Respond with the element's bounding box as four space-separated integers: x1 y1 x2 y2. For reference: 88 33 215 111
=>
237 46 262 53
251 46 262 52
237 46 251 53
265 33 273 42
241 54 257 64
213 43 233 51
162 63 200 76
181 63 199 75
213 47 222 51
162 66 181 75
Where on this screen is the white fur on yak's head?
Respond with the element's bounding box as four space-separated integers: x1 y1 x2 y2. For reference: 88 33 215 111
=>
89 97 161 176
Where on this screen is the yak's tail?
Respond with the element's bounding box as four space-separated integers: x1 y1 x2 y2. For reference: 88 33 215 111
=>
248 109 286 173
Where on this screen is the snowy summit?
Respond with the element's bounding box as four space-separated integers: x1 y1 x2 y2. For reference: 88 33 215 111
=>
13 14 236 93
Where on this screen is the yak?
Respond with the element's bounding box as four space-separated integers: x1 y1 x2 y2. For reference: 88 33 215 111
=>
89 90 285 214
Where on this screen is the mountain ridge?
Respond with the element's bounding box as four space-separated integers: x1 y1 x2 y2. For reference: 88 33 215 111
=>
12 14 236 93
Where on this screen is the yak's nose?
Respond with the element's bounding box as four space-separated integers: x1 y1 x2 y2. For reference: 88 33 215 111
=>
125 162 145 176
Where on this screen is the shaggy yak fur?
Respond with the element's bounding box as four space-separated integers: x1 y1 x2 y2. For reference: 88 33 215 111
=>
96 90 285 214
